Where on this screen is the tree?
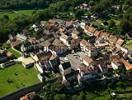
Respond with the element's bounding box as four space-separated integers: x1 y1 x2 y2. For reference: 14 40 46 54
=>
75 10 84 20
54 94 66 100
109 20 115 28
94 0 113 13
2 15 9 23
78 92 86 100
120 19 132 33
72 95 78 100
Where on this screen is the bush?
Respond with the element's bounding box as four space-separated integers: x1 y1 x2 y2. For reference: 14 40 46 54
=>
2 43 11 49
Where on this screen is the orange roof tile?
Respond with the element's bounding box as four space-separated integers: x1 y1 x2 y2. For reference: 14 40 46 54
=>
122 59 132 70
80 39 95 49
94 31 101 37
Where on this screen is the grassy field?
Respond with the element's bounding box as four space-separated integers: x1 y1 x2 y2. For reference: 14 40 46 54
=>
8 48 22 58
0 10 34 20
0 64 39 96
124 40 132 50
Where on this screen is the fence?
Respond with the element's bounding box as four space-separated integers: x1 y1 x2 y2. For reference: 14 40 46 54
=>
0 82 43 100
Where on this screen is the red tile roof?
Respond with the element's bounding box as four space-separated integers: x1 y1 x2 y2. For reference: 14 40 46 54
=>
94 31 101 37
80 39 95 49
122 59 132 70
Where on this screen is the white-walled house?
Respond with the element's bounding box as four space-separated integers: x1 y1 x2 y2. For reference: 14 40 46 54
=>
111 55 122 70
59 34 71 47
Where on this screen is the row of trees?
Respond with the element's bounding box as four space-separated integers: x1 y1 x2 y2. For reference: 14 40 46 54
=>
0 0 55 10
0 14 33 42
39 80 105 100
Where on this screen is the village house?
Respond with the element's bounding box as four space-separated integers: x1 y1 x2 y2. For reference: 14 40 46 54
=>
16 34 27 41
59 61 72 76
71 39 80 52
99 32 111 40
0 49 12 63
77 64 102 84
65 21 74 29
80 39 98 57
34 51 59 74
31 24 39 32
21 43 43 57
59 34 71 47
58 61 78 85
81 56 94 67
79 3 90 11
63 71 78 84
10 40 22 48
121 59 132 70
84 25 96 36
110 55 123 70
9 33 27 48
95 36 109 48
80 22 86 29
115 37 124 48
109 34 118 46
40 21 47 27
20 92 37 100
50 38 68 55
40 38 54 51
71 32 79 39
94 30 101 38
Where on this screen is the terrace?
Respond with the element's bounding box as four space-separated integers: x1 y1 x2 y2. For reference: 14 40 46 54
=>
0 64 39 96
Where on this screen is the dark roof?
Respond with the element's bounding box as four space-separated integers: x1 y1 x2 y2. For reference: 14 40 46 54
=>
65 70 77 80
126 32 132 39
62 62 71 70
37 51 52 61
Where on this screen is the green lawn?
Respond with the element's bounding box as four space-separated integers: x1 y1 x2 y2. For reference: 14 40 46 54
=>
0 10 34 20
0 64 40 96
8 48 21 58
124 40 132 50
0 9 45 20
